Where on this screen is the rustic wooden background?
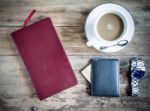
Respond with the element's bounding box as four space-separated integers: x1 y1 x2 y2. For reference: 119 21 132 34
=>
0 0 150 111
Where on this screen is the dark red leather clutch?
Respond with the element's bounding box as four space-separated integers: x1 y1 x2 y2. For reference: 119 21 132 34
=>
11 18 77 100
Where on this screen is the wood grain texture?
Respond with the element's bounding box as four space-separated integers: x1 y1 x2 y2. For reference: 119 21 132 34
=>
0 0 149 27
0 55 150 110
0 26 150 56
0 0 150 110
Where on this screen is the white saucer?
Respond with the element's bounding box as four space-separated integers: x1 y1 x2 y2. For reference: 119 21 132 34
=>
85 3 135 52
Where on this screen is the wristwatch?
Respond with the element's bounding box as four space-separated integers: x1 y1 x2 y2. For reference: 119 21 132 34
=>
131 57 145 96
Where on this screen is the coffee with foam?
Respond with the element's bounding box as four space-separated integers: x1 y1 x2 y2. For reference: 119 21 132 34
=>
97 13 124 41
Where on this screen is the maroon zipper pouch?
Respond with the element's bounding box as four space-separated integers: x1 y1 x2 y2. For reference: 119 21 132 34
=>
11 11 77 100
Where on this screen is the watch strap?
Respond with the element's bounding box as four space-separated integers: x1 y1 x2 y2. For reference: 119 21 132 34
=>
131 57 145 96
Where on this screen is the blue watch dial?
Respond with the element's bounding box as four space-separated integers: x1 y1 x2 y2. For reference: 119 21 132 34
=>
133 70 145 79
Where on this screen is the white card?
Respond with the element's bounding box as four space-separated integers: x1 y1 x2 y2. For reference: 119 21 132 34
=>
81 64 91 83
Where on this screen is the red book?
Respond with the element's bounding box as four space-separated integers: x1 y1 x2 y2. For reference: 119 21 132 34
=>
11 18 78 100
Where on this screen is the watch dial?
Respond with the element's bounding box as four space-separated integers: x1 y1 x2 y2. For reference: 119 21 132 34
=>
133 70 145 79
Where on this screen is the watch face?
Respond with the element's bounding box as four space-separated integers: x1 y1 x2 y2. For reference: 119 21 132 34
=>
133 70 145 79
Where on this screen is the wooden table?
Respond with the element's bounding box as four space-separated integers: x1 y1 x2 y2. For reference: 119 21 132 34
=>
0 0 150 111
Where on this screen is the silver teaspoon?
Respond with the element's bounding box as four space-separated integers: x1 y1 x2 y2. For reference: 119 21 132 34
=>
100 40 128 50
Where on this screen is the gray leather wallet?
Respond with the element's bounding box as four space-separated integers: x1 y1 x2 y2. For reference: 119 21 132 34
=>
91 58 120 97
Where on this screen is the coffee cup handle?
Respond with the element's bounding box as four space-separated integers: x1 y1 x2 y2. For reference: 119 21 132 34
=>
86 38 97 47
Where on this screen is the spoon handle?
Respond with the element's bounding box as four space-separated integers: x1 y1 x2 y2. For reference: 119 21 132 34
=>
99 46 110 50
100 44 117 50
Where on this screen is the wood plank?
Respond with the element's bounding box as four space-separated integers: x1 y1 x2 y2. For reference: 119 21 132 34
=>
0 0 149 26
0 0 150 110
0 26 150 56
0 55 150 97
0 90 150 111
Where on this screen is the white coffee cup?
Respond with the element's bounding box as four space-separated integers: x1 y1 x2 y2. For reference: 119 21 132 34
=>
85 3 134 52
